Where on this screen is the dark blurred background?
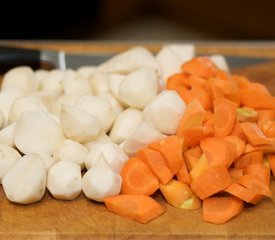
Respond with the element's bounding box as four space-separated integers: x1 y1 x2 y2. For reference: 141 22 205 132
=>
1 0 275 40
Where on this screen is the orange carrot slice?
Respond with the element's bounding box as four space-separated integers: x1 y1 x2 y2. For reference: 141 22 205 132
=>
176 158 191 185
202 196 243 224
229 168 244 182
136 148 173 185
257 110 275 129
237 175 272 197
244 163 270 187
223 135 246 158
240 122 270 145
234 151 263 169
183 146 202 171
189 153 209 181
240 89 275 110
120 157 159 196
213 98 237 137
200 137 236 167
104 194 165 224
149 135 184 176
181 57 218 78
191 164 232 200
225 183 263 205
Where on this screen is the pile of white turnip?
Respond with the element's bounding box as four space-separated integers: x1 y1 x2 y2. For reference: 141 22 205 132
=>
0 44 229 204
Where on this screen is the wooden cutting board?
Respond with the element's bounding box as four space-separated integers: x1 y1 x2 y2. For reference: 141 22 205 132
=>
1 41 275 239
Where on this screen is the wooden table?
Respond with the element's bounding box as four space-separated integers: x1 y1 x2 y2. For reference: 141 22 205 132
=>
1 41 275 239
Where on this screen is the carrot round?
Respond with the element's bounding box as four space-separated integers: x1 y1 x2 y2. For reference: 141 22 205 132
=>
237 175 272 197
136 148 173 185
190 164 232 200
240 122 270 145
181 57 218 79
104 194 165 224
213 98 237 137
120 157 159 196
202 196 243 224
225 183 263 205
149 135 184 176
234 151 263 169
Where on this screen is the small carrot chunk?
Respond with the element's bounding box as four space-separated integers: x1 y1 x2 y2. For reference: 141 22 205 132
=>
181 57 218 79
176 158 191 185
191 164 232 200
120 157 159 196
237 175 272 197
234 151 263 169
104 194 165 224
203 196 243 224
229 168 244 182
137 148 173 184
225 183 263 205
213 98 237 137
240 122 270 145
149 135 184 176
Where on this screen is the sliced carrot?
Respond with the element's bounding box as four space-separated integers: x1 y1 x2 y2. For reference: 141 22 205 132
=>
166 72 190 92
240 122 270 145
191 164 232 200
223 135 246 159
230 118 247 143
234 151 263 169
176 158 191 185
233 75 271 94
225 183 263 205
202 196 243 224
136 148 173 185
257 110 275 129
244 163 270 187
104 194 165 224
245 138 275 154
176 99 206 135
229 168 244 182
120 157 159 196
159 179 193 208
213 98 237 137
240 89 275 110
237 175 272 197
183 146 202 171
262 121 275 138
181 57 218 79
200 137 236 167
189 153 209 181
149 135 184 176
180 125 213 147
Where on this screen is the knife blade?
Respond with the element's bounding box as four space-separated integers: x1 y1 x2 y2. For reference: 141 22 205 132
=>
0 46 274 73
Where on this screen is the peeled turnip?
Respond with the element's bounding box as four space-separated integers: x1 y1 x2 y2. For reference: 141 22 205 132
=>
82 154 122 202
2 66 38 94
123 121 166 156
0 144 21 183
76 95 115 132
47 160 82 200
14 111 64 155
143 90 186 134
97 46 159 74
60 105 102 143
53 139 88 170
109 108 143 144
118 68 158 109
85 142 128 172
2 153 46 204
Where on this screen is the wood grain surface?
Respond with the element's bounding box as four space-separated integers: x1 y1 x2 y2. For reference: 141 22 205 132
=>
1 41 275 239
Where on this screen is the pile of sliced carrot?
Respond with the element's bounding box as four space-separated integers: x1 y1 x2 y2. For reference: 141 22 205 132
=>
104 56 275 225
